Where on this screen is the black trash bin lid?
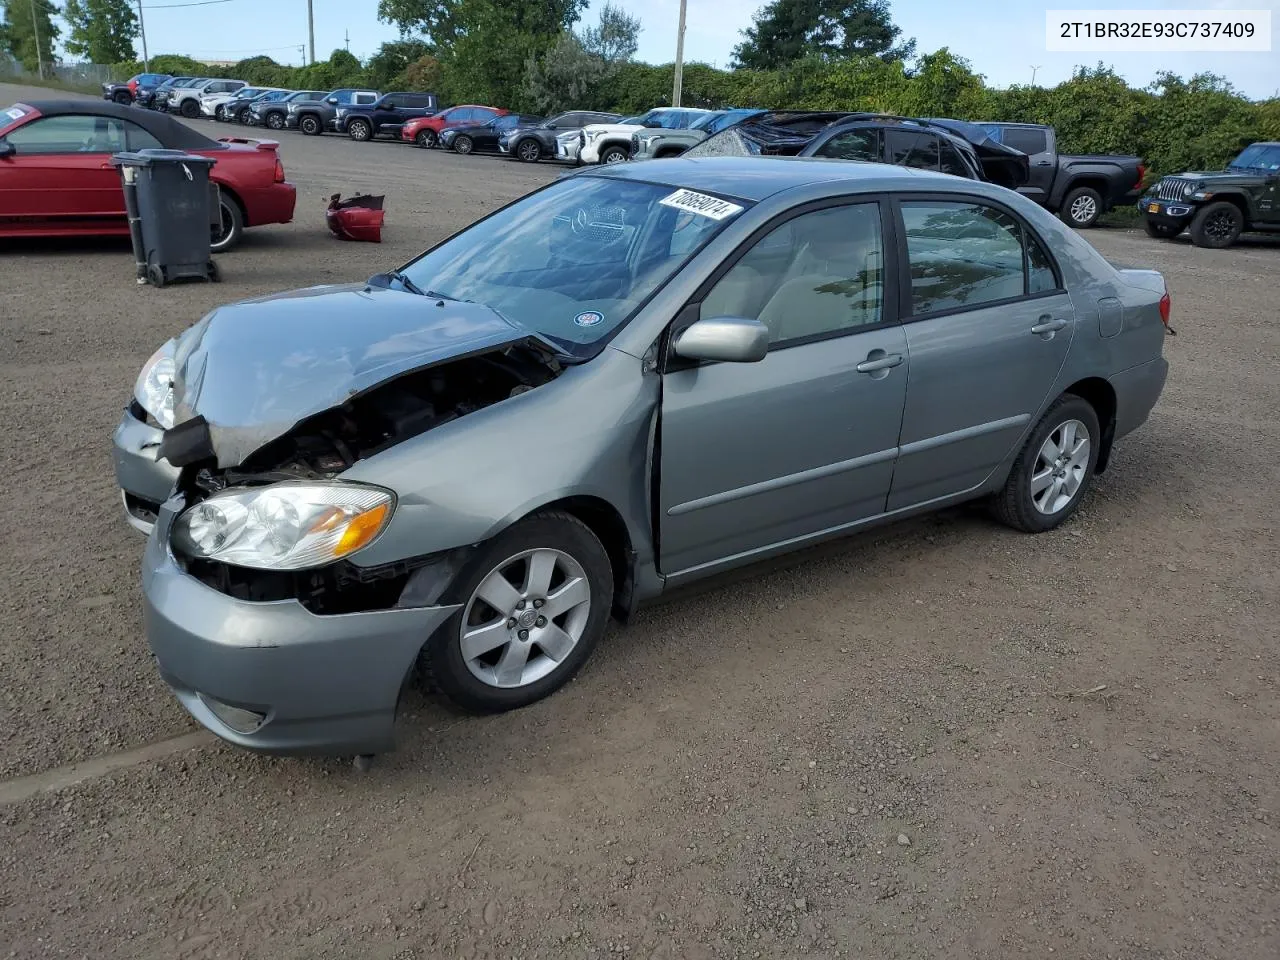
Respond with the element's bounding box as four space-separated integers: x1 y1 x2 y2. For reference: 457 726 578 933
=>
111 148 217 167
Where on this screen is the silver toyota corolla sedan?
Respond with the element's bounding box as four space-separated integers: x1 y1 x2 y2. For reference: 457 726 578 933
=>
113 158 1171 756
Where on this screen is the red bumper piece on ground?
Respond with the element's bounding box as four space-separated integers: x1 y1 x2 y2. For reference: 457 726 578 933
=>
326 194 386 243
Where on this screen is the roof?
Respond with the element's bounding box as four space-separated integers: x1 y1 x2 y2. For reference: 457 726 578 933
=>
587 155 974 202
14 100 223 151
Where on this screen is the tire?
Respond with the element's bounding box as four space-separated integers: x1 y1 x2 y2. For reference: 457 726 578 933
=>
420 511 614 714
348 119 372 141
990 394 1101 534
600 145 629 165
415 129 437 148
299 114 321 136
1189 200 1243 249
1059 186 1102 228
1144 219 1181 240
516 138 541 162
265 111 285 131
210 194 244 253
179 99 199 119
214 105 225 122
113 91 132 105
453 135 473 155
236 107 251 124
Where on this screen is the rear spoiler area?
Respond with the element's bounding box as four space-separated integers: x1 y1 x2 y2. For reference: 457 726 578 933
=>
216 137 281 151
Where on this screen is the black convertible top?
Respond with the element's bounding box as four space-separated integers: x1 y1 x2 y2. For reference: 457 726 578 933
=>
11 100 224 151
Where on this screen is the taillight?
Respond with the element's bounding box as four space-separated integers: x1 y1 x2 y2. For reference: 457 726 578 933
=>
1159 291 1171 327
273 158 285 183
1136 163 1146 189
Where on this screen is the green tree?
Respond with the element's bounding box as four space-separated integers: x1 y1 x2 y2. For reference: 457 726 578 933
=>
732 0 915 70
2 0 61 72
366 38 432 89
63 0 138 63
580 2 639 63
523 3 640 112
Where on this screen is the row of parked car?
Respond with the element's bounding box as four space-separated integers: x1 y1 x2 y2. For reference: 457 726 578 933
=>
103 73 1280 247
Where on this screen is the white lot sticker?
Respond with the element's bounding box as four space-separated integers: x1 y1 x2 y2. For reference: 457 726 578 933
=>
659 189 744 221
5 107 26 121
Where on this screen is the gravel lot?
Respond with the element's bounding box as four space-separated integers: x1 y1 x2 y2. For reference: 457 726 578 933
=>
1 82 1277 960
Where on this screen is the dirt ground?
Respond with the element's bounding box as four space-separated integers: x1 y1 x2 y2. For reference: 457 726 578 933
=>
0 83 1276 960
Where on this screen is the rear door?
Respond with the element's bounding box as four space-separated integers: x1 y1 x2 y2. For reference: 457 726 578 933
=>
886 196 1075 510
998 126 1053 202
885 129 942 172
809 127 881 161
0 114 128 223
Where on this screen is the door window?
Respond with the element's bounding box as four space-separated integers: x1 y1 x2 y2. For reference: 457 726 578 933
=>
900 201 1058 315
887 130 941 171
5 115 127 154
813 128 880 161
699 204 885 345
1000 127 1048 155
939 141 971 178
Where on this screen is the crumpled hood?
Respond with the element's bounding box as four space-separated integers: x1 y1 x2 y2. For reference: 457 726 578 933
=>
169 283 537 468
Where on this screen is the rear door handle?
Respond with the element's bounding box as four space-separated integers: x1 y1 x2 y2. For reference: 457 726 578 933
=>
1031 316 1068 337
856 353 904 374
1035 160 1053 166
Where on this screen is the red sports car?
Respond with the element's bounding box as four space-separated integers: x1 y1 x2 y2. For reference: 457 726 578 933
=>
401 104 508 148
0 100 296 252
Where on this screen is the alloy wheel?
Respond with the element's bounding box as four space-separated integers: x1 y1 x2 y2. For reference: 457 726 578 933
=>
1205 211 1236 243
459 548 592 689
1031 419 1091 515
1070 194 1098 224
266 112 284 130
518 140 541 162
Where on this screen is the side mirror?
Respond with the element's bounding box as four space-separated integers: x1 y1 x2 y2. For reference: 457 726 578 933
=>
0 141 14 159
673 317 769 364
326 97 338 104
643 118 664 128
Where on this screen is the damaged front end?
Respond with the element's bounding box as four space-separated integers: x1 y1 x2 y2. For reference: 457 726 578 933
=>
152 285 566 614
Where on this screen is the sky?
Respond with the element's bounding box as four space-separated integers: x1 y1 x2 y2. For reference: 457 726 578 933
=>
120 0 1279 99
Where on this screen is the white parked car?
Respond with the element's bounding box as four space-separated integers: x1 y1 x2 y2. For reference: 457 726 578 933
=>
201 86 284 120
566 107 712 165
169 78 246 119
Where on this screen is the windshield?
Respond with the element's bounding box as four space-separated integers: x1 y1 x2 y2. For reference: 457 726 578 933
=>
690 113 722 132
1229 144 1280 172
398 176 749 354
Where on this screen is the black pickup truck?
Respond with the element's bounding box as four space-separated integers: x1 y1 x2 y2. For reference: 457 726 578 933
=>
967 121 1145 228
336 92 439 142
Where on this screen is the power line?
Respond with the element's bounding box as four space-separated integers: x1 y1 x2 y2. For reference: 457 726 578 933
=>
142 0 237 9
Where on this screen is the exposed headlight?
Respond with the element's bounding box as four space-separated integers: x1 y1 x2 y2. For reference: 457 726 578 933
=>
172 482 395 571
134 341 176 429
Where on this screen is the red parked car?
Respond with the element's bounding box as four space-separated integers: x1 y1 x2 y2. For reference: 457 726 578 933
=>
0 100 296 252
401 104 508 148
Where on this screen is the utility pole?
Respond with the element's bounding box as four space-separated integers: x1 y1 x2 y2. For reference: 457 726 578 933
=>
1030 64 1041 86
29 0 44 80
672 0 687 107
298 44 306 66
307 0 316 65
344 30 350 52
136 0 150 72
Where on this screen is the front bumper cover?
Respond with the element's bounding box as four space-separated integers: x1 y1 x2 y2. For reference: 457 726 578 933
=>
112 404 181 535
143 497 460 755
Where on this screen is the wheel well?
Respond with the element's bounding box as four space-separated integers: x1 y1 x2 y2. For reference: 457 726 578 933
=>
655 147 685 159
212 181 247 226
535 496 636 621
1200 194 1249 220
1064 377 1117 473
1066 177 1107 198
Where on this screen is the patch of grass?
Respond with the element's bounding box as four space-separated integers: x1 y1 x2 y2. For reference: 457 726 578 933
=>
1 73 102 97
1099 205 1141 227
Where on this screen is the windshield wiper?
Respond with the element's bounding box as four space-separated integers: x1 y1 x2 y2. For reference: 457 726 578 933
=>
385 269 431 297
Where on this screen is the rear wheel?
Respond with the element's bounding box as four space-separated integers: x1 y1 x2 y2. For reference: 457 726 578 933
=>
1189 200 1243 249
453 135 474 155
1144 219 1181 239
415 128 437 148
1060 186 1102 228
517 138 541 162
991 395 1101 533
179 99 199 119
299 114 321 136
210 194 244 253
600 144 628 165
419 511 613 714
348 118 372 141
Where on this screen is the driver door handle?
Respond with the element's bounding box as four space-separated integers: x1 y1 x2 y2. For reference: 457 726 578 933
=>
1031 316 1068 337
856 353 904 374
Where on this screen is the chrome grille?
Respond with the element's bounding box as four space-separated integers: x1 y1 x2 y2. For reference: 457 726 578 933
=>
1156 177 1194 201
629 133 640 157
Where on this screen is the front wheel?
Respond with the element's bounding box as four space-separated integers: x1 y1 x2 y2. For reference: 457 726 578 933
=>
1144 218 1182 239
1060 186 1102 228
453 135 474 155
599 145 629 165
210 194 244 253
113 91 132 105
415 129 437 148
179 99 199 119
299 114 320 136
420 511 614 714
991 395 1101 533
214 105 226 121
265 112 285 131
347 119 372 141
235 108 251 124
516 138 541 162
1189 200 1243 249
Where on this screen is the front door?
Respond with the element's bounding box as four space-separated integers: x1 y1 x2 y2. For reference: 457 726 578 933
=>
1000 125 1054 204
0 114 129 223
887 197 1075 510
659 201 908 579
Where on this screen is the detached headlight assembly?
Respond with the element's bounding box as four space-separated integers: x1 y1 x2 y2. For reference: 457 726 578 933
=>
134 341 176 429
172 482 395 571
